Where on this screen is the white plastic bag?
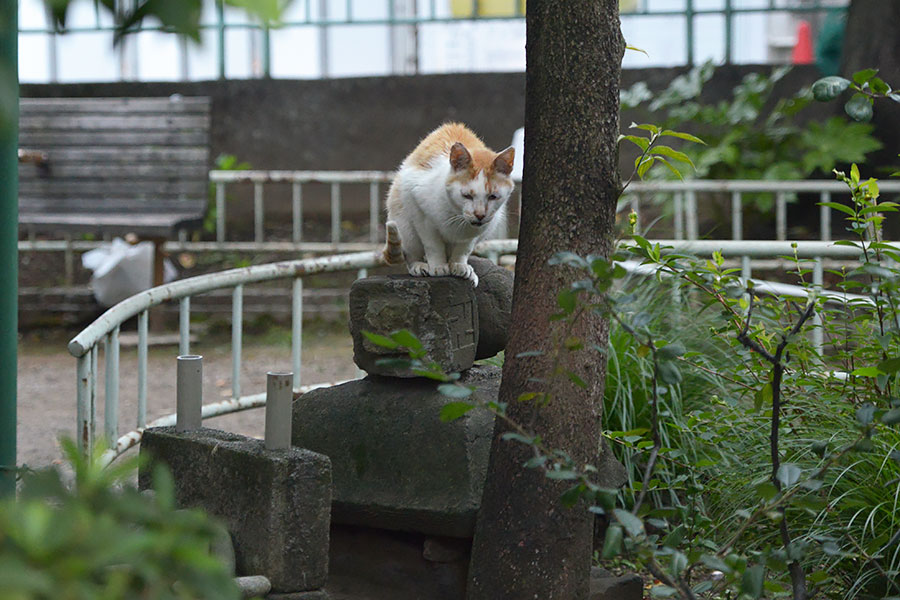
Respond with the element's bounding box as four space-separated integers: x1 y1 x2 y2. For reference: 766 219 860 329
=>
82 238 176 307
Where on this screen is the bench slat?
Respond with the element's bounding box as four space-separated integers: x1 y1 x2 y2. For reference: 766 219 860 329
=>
19 130 209 147
20 180 207 197
23 146 208 164
19 163 208 180
20 197 206 211
21 114 211 132
20 97 210 114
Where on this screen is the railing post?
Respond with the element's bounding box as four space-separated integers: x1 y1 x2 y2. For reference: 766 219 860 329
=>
292 278 303 391
176 355 203 432
331 182 341 247
265 372 293 450
232 285 243 400
216 0 226 79
137 311 148 428
104 327 120 444
685 0 695 66
216 182 226 243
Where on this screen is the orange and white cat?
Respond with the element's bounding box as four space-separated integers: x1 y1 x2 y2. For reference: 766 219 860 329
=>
383 123 515 287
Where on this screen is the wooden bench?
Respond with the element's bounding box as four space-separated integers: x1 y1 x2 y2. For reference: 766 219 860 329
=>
18 96 211 282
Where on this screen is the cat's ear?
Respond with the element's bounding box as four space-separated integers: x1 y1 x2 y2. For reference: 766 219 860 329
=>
449 142 472 172
493 146 515 176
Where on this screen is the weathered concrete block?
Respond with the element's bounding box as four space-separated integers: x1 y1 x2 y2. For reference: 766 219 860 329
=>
326 524 469 600
292 366 499 537
469 257 513 360
139 427 332 593
349 275 478 377
590 567 643 600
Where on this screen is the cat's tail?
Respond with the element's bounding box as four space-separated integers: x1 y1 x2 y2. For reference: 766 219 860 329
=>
382 221 403 265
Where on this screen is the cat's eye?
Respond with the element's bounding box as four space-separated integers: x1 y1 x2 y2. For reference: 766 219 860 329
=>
488 194 499 200
462 192 474 199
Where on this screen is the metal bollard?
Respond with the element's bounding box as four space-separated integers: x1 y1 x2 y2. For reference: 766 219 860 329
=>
265 372 293 450
176 355 203 432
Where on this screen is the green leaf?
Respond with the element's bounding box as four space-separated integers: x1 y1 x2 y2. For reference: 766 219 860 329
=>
856 403 875 426
438 384 472 400
852 68 879 85
657 361 682 385
631 122 660 135
566 371 588 389
819 201 857 217
625 44 649 57
557 289 577 315
650 585 679 598
619 134 650 151
882 408 900 426
225 0 285 24
741 565 765 599
637 156 656 179
776 463 802 488
545 469 578 480
650 145 695 167
845 94 874 122
601 524 623 559
657 342 686 359
878 357 900 374
753 383 772 412
439 401 475 422
851 366 882 377
613 508 645 538
652 156 685 181
362 331 400 349
390 329 424 352
660 130 706 145
870 77 890 95
812 76 851 101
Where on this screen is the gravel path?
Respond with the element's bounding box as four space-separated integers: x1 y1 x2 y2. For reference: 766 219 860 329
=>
16 328 358 468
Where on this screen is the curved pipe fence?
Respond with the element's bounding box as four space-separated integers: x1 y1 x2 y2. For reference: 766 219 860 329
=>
68 233 882 466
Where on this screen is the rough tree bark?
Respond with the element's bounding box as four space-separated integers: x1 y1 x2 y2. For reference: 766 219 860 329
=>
840 0 900 172
466 2 624 599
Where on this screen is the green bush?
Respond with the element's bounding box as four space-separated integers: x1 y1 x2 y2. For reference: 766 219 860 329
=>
0 440 240 600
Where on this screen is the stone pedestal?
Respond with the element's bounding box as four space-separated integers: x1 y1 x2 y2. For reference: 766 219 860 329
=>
139 427 332 594
349 275 479 377
292 366 499 538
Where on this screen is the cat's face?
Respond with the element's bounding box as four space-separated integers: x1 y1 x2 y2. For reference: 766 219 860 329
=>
446 143 515 227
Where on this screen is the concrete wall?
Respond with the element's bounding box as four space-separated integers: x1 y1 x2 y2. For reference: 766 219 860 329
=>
20 65 831 227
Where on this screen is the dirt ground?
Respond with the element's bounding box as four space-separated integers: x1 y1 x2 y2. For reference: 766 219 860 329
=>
16 324 358 469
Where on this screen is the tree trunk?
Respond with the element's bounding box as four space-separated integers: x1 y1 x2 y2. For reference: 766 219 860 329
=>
466 3 624 599
840 0 900 173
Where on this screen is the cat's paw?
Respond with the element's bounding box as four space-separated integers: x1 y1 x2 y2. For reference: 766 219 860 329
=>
428 263 450 277
408 261 430 277
449 262 479 286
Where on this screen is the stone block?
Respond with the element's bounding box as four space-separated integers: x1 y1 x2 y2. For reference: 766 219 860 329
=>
349 275 478 377
292 366 499 537
139 427 332 593
326 524 469 600
590 567 643 600
469 257 513 360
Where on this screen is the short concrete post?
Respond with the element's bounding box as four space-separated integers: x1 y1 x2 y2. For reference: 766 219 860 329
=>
176 355 203 432
265 372 293 450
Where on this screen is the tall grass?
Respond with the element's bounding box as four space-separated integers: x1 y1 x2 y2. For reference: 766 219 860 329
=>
603 276 900 599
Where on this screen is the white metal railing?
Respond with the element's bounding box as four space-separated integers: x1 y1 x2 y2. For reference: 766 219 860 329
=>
68 229 889 466
23 176 900 258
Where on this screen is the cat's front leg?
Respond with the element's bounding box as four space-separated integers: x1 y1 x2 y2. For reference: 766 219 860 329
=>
421 232 450 277
448 240 479 286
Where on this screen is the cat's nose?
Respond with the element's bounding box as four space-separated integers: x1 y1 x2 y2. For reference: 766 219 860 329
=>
474 209 486 221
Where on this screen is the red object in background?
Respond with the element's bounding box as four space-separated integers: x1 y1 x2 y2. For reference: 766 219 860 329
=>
792 20 814 64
